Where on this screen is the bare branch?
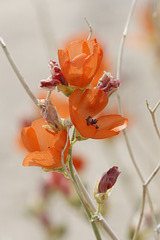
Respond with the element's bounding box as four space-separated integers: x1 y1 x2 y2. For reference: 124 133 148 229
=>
152 0 159 18
115 0 159 238
0 37 39 107
116 0 137 82
146 99 160 139
133 163 160 240
84 17 92 40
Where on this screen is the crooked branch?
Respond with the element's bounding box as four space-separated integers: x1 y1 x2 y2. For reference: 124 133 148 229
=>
146 99 160 139
133 163 160 240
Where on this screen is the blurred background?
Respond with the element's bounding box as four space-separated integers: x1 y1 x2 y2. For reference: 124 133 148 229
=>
0 0 160 239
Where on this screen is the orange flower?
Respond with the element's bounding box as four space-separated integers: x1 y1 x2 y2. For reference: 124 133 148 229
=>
21 118 70 169
69 89 128 139
58 39 103 88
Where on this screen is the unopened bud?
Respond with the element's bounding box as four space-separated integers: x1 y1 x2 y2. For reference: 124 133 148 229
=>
95 72 120 97
94 166 121 204
40 60 68 90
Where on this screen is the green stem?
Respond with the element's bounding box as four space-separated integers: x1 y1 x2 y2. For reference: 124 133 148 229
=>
68 148 102 240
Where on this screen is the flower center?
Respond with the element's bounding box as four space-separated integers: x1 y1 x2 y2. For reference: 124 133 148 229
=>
86 116 99 129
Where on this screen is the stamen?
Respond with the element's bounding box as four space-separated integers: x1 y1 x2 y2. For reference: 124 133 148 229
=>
86 116 99 129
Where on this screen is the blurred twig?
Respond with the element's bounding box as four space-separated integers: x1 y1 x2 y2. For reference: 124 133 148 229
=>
146 99 160 139
133 163 160 240
0 37 39 107
115 0 159 238
84 17 92 40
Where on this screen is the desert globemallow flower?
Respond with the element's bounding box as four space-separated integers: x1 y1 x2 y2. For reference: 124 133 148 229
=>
21 118 70 170
69 88 128 139
58 39 103 88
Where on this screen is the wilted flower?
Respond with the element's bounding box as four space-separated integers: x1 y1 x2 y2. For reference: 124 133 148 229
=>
40 60 68 90
95 71 120 97
38 99 64 132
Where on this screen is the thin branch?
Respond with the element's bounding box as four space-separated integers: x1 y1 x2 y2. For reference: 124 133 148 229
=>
146 99 160 139
0 37 39 107
145 163 160 188
116 0 137 115
115 0 159 238
84 17 92 40
152 0 159 18
116 0 137 82
46 90 52 100
133 163 160 240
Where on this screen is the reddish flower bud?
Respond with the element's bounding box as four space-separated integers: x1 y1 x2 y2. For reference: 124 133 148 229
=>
98 166 121 193
95 72 120 97
40 60 68 90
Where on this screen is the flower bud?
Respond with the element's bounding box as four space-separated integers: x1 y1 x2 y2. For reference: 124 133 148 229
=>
40 60 68 90
95 72 120 97
94 166 120 204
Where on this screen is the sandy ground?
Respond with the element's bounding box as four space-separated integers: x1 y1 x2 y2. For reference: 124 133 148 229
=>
0 0 160 239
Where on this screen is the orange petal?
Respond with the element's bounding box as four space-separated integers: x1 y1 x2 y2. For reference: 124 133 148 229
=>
21 126 40 152
69 92 128 139
21 118 56 152
82 41 90 55
69 89 108 118
93 115 128 139
58 49 70 77
52 130 69 150
23 131 70 169
69 109 97 138
91 58 111 88
83 43 103 82
66 40 83 60
58 39 103 88
23 148 61 168
67 53 87 80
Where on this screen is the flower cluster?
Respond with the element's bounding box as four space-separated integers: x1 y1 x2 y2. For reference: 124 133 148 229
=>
21 37 128 171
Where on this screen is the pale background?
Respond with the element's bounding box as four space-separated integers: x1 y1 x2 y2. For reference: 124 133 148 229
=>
0 0 160 239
